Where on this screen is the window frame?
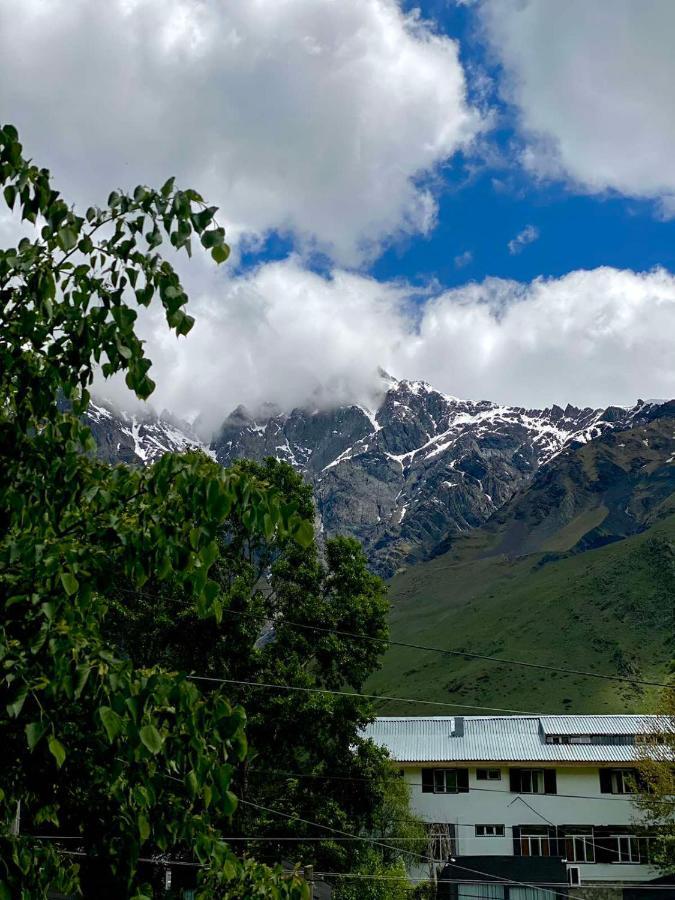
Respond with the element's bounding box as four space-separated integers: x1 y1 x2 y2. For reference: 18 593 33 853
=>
476 767 502 781
520 769 545 794
565 833 595 864
432 769 458 794
475 824 506 837
611 769 636 795
520 831 551 857
611 835 649 864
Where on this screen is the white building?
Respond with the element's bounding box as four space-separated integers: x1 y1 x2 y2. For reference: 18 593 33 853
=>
363 714 674 899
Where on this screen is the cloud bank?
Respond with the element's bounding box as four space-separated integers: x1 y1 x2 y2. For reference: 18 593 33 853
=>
0 0 479 264
478 0 675 211
98 263 675 435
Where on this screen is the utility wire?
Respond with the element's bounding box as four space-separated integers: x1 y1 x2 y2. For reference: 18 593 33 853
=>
246 765 653 803
118 585 670 688
188 674 538 715
238 798 585 900
218 606 671 688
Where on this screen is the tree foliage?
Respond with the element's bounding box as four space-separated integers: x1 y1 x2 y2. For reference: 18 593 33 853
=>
108 458 429 897
0 123 309 898
635 680 675 872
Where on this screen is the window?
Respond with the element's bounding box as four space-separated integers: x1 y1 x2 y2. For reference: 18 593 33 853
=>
520 770 544 793
510 768 557 794
520 831 551 857
510 889 551 900
600 768 637 794
427 823 456 862
458 887 504 900
510 768 558 793
421 768 469 794
594 831 652 864
547 733 634 746
458 886 505 900
475 824 505 837
476 768 502 781
610 835 651 864
565 833 595 863
434 769 457 794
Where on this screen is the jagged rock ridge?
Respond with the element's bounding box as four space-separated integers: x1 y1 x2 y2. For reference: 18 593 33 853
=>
210 379 661 574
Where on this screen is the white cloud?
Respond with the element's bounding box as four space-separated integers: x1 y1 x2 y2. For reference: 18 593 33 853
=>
98 258 415 434
478 0 675 209
507 224 539 254
0 0 480 264
99 262 675 435
454 250 473 269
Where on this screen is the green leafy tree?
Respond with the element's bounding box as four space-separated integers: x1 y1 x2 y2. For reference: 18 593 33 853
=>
0 123 309 898
635 679 675 872
107 458 429 896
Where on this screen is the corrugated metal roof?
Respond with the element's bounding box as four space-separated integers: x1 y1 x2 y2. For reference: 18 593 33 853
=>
539 715 662 735
362 715 670 763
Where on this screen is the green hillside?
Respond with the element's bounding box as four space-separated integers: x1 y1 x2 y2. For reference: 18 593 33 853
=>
368 413 675 715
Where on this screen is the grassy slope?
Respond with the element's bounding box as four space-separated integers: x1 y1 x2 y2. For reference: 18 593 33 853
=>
368 418 675 715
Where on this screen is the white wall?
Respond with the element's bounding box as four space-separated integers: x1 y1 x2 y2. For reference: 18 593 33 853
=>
404 765 659 884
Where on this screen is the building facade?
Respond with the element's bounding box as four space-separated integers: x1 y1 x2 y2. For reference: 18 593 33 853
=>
363 715 673 899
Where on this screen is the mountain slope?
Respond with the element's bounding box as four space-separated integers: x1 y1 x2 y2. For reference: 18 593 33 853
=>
367 410 675 714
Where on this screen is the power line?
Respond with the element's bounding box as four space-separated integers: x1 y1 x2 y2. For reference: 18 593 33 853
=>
238 798 585 900
218 606 671 689
187 674 538 715
311 872 675 891
246 765 651 802
118 585 671 689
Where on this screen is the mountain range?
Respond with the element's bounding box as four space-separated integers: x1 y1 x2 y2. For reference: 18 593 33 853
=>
88 375 668 576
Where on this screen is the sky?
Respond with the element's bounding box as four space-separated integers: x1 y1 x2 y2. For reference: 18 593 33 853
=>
2 0 675 433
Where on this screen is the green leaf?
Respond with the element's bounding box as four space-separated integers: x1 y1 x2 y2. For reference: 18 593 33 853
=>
7 690 27 718
185 769 198 798
221 790 238 816
200 226 225 248
26 721 47 751
57 226 78 251
60 572 79 596
48 735 66 768
99 706 122 743
211 243 230 264
161 176 175 197
139 724 162 754
294 518 314 548
3 185 16 209
200 541 219 569
138 813 150 843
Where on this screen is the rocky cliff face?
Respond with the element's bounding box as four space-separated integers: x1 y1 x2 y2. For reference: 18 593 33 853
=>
85 401 211 465
86 380 663 575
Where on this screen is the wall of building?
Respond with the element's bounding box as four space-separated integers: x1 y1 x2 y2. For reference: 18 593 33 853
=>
403 764 659 885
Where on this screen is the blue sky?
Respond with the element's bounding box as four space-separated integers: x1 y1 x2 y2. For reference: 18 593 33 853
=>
377 1 675 290
2 0 675 424
241 0 675 291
